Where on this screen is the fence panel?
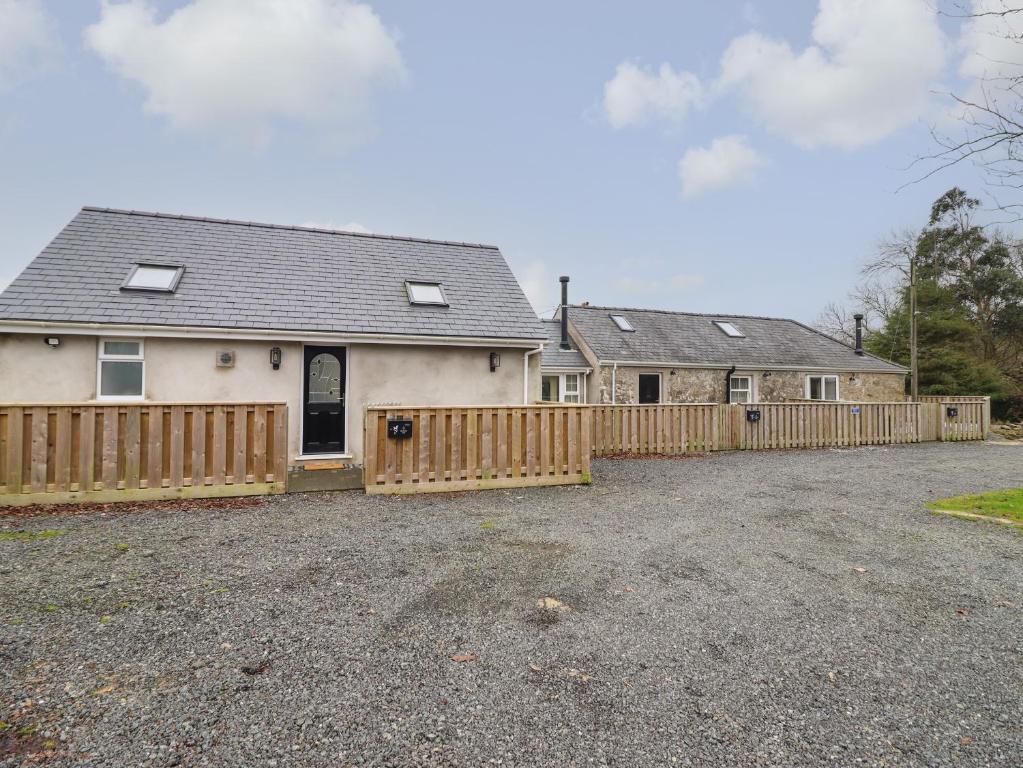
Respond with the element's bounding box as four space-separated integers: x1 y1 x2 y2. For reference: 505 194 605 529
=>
0 402 288 506
586 399 987 458
365 405 591 493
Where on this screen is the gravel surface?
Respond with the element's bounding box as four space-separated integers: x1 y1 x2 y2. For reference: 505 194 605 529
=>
2 441 1021 767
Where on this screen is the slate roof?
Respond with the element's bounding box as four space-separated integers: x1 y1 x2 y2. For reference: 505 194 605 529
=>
0 207 548 342
566 305 907 373
539 320 590 370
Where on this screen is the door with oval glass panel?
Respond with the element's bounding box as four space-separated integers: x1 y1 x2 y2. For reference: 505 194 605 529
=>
302 346 346 454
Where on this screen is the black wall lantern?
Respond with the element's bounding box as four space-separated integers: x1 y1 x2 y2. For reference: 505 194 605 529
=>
270 346 282 370
746 409 762 422
489 352 501 372
946 406 959 418
44 337 60 348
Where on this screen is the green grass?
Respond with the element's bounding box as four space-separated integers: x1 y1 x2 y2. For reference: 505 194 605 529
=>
481 519 496 530
928 488 1023 523
0 529 66 542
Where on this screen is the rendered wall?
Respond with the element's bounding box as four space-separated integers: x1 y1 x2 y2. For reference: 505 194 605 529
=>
0 333 540 465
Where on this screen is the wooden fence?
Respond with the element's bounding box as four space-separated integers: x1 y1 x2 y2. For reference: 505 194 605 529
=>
364 405 591 494
590 399 988 457
0 403 288 506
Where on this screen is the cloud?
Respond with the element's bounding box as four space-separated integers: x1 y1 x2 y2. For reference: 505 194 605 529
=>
0 0 57 88
959 0 1023 93
678 135 765 199
611 274 705 295
515 259 555 317
301 220 372 233
717 0 946 148
84 0 405 145
603 61 703 129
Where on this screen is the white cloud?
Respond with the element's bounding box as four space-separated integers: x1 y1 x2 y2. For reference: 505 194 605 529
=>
959 0 1023 93
0 0 57 88
515 259 555 317
603 61 703 129
678 134 765 199
717 0 946 148
84 0 405 145
611 274 705 295
301 220 372 233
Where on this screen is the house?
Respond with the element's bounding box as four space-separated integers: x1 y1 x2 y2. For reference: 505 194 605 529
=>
539 318 591 403
554 301 908 405
0 208 548 485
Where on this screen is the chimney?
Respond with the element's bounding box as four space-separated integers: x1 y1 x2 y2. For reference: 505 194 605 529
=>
559 276 570 350
853 313 864 355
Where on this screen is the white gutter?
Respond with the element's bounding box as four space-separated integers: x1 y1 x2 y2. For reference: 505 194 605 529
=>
523 345 543 403
0 320 544 349
597 359 908 374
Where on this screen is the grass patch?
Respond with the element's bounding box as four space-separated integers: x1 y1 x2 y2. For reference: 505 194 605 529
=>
481 519 497 530
928 488 1023 524
0 529 66 542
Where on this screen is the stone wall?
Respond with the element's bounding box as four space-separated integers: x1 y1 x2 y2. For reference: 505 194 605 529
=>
595 364 906 403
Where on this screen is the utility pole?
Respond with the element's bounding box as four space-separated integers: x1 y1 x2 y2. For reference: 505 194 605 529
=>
910 256 918 402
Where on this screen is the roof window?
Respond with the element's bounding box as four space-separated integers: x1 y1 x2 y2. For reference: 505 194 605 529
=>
713 320 745 338
610 314 635 332
122 263 184 292
406 281 448 306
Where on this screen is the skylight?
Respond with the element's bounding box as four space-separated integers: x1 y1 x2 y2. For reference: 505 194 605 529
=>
406 281 448 306
610 314 634 332
713 320 745 338
122 263 184 292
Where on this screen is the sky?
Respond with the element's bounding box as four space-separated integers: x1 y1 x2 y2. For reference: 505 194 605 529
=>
0 0 1017 323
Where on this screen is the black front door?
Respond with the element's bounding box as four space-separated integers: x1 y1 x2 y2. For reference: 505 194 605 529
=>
638 373 660 404
303 346 346 454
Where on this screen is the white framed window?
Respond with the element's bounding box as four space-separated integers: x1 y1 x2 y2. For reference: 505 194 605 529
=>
807 375 839 401
610 314 634 331
713 320 745 338
122 264 184 292
406 281 448 306
97 338 145 400
729 375 753 403
541 372 586 403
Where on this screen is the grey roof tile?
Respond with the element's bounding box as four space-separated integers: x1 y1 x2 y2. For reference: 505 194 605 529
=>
539 320 590 369
0 208 547 342
566 305 907 374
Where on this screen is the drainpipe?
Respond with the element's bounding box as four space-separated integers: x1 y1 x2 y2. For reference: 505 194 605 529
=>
524 345 542 404
611 361 618 404
724 365 736 404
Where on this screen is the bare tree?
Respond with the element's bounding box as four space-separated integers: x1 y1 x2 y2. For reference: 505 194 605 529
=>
916 2 1023 216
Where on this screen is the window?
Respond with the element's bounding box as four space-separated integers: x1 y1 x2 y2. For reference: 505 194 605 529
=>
807 375 839 401
97 339 144 399
542 375 560 402
729 375 753 404
563 374 580 403
122 264 184 292
406 281 447 305
713 320 745 338
610 314 634 331
541 373 585 403
638 373 660 404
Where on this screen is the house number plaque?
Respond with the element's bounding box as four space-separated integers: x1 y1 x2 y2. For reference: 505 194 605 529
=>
387 418 413 439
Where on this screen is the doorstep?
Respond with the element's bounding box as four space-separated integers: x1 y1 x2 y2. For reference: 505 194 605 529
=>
287 464 364 493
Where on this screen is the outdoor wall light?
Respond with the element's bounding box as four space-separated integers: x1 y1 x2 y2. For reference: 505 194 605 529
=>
489 352 501 372
270 346 282 370
44 337 60 348
762 371 772 378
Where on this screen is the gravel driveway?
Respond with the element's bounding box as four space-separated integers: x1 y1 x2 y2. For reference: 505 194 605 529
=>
2 442 1021 767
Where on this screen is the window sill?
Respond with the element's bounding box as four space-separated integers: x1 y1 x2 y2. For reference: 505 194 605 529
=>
296 453 352 461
